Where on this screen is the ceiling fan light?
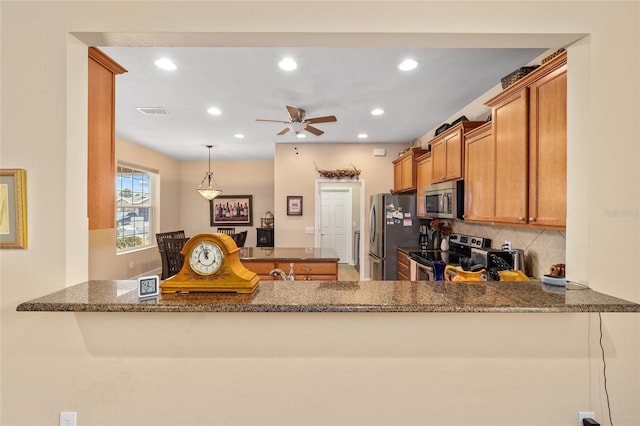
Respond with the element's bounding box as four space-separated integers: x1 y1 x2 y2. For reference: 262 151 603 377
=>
289 122 306 133
296 133 306 139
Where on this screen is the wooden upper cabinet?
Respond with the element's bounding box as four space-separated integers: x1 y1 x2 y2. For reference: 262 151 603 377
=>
415 153 432 217
463 123 494 222
428 121 485 183
88 48 127 230
528 64 567 228
392 148 428 193
484 52 567 230
491 88 530 225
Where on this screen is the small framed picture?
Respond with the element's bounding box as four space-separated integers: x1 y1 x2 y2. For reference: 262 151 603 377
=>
137 275 160 298
287 196 303 216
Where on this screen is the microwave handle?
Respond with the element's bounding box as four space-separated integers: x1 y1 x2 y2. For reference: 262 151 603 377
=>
442 193 449 213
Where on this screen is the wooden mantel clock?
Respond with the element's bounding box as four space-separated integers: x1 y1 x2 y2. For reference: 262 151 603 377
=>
161 233 259 294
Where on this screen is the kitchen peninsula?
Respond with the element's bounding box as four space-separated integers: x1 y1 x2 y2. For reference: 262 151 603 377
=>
239 247 339 281
17 279 640 313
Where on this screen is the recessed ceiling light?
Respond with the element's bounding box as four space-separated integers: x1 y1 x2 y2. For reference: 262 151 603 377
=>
207 107 221 116
371 108 384 116
358 133 368 139
296 133 306 139
154 58 176 71
234 134 244 139
398 58 418 71
278 57 297 71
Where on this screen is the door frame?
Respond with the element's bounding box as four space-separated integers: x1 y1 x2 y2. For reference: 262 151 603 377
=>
318 186 353 264
314 179 366 281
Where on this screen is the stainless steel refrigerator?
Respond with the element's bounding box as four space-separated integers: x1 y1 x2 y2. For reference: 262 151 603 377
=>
368 193 420 280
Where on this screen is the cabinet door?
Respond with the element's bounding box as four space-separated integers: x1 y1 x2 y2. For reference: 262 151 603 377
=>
400 154 414 190
528 66 567 228
464 126 495 222
431 139 445 182
393 161 402 192
443 130 463 181
493 89 529 225
397 249 409 280
416 156 432 217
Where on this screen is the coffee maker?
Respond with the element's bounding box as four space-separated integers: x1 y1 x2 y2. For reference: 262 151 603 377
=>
419 225 429 253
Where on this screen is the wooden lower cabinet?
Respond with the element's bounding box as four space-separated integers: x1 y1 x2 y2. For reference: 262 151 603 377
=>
240 260 275 280
276 261 338 281
397 249 409 281
242 259 338 281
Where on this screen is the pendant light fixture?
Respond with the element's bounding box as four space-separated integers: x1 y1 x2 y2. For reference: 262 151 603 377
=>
197 145 222 200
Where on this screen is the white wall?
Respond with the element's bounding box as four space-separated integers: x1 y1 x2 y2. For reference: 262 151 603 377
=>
1 1 639 425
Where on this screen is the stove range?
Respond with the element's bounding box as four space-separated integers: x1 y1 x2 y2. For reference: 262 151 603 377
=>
409 233 491 268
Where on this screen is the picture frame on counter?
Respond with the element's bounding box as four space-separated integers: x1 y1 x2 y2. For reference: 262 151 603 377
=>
287 196 303 216
210 195 253 226
0 168 27 249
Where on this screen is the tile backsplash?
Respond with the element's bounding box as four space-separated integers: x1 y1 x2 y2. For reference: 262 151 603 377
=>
452 221 566 279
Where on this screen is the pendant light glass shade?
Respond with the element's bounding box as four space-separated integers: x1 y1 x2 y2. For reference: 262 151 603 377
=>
197 145 222 200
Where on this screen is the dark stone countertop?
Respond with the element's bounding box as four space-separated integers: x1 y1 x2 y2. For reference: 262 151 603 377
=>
239 247 339 262
16 280 640 313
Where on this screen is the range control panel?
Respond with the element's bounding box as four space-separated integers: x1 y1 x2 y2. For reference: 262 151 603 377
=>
448 233 491 249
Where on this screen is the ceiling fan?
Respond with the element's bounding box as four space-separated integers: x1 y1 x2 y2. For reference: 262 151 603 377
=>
256 105 337 136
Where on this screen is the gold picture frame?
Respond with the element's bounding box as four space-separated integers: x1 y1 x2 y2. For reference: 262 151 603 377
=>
0 169 27 249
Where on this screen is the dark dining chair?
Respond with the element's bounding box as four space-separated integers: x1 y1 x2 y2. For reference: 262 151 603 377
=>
231 230 247 248
216 227 236 235
156 230 186 279
163 237 190 279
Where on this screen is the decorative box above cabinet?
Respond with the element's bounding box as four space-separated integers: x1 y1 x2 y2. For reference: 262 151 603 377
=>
392 148 428 193
428 121 485 183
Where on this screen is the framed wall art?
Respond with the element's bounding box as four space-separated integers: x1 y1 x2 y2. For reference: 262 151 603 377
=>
210 195 253 226
0 169 27 249
287 196 303 216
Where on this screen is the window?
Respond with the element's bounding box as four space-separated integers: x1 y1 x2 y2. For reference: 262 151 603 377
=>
116 164 156 252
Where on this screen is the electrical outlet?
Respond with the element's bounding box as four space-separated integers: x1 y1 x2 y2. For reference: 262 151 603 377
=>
60 411 76 426
578 411 595 426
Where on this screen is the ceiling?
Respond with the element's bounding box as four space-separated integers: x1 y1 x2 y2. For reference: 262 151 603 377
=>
101 46 547 161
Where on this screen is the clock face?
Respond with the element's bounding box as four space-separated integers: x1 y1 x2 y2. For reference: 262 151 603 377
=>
188 241 223 275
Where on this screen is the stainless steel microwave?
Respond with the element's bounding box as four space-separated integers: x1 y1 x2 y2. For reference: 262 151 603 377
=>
424 180 464 220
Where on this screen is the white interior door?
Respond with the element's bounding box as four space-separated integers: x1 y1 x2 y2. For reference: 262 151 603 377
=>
320 187 352 264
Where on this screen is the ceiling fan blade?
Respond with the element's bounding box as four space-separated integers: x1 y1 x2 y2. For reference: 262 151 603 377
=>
286 105 301 122
256 119 290 123
277 127 290 135
304 125 324 136
305 115 337 124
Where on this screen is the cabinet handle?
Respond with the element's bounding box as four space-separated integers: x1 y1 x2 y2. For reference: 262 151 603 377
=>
518 216 524 222
529 217 535 223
